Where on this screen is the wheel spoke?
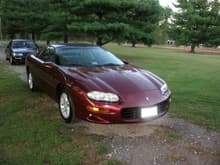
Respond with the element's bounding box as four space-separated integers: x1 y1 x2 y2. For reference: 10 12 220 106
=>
60 93 71 119
28 73 33 89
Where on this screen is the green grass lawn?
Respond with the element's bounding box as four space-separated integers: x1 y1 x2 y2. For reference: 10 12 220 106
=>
0 43 219 163
0 62 119 165
105 44 220 131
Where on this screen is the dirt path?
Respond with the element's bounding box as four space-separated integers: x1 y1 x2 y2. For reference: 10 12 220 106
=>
73 116 220 165
0 48 26 81
0 47 219 165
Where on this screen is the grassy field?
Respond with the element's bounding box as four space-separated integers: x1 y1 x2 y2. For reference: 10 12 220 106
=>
105 44 220 131
0 43 220 164
0 62 119 165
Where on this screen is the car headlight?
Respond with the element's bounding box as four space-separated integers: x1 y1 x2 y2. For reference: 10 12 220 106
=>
12 52 23 56
160 83 169 95
87 91 119 103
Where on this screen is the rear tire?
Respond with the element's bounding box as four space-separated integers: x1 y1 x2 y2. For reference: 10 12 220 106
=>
27 72 37 91
59 89 75 123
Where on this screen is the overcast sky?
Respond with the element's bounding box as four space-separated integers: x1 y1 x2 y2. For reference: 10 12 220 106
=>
159 0 177 11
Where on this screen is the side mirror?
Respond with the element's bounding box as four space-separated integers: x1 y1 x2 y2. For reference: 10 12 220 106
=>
122 59 129 64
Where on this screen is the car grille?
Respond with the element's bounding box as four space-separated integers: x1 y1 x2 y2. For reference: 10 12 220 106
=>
23 52 30 56
121 108 140 119
121 101 167 120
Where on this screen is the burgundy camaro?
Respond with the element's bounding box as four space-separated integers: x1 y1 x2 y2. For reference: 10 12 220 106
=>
26 43 171 124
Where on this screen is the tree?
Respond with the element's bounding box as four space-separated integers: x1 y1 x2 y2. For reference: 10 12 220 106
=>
1 0 49 40
207 0 220 47
68 0 130 46
41 0 78 43
120 0 162 47
153 7 173 45
171 0 220 53
1 0 25 38
68 0 161 46
24 0 49 40
1 0 163 46
0 0 3 39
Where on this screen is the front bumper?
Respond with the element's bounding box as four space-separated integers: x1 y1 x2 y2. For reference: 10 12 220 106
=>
13 56 26 63
12 51 35 64
82 96 171 124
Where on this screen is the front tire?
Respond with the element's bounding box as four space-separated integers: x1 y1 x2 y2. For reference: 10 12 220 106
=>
9 56 15 65
27 72 37 91
59 90 75 123
5 55 9 61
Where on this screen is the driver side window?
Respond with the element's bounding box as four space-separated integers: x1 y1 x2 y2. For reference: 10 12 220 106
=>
39 47 56 62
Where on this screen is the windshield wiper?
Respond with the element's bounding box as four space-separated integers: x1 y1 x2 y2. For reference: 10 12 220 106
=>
66 64 84 67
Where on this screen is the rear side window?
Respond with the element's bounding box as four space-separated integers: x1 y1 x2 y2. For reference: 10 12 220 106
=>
39 47 56 62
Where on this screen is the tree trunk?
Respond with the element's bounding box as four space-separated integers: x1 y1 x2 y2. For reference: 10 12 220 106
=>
46 40 50 45
132 40 136 47
36 33 40 41
25 32 28 39
102 39 114 46
64 34 68 43
32 32 36 41
0 17 3 40
20 32 25 39
10 34 15 39
96 37 102 46
190 43 196 53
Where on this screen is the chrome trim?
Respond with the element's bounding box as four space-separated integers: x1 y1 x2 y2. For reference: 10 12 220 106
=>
30 55 44 64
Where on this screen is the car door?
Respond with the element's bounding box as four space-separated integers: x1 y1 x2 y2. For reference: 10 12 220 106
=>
34 47 61 100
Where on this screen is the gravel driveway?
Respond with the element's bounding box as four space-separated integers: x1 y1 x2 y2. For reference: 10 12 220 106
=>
0 47 219 165
0 47 26 81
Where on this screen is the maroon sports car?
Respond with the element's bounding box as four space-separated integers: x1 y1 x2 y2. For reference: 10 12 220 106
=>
26 43 171 124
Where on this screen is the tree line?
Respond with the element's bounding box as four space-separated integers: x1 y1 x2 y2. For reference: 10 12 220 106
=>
0 0 164 47
171 0 220 52
0 0 219 51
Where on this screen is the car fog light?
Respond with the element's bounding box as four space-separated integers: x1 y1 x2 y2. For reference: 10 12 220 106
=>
12 52 23 56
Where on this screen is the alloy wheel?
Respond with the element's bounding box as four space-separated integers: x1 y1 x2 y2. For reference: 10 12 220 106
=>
60 93 71 119
10 56 14 65
28 73 33 90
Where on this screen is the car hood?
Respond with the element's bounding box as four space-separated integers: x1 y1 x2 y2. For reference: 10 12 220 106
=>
12 48 36 53
63 65 164 95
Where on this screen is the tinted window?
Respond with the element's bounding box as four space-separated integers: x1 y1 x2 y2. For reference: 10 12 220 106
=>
56 47 124 67
26 41 37 49
12 41 37 49
39 47 56 62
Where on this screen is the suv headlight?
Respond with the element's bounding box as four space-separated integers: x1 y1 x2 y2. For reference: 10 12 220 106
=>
87 91 119 103
12 52 23 56
160 83 169 95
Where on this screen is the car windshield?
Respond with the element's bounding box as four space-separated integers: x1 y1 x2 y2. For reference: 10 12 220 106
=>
12 41 37 49
56 47 124 67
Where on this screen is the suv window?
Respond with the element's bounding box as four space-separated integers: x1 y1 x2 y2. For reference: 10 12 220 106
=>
12 40 37 49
